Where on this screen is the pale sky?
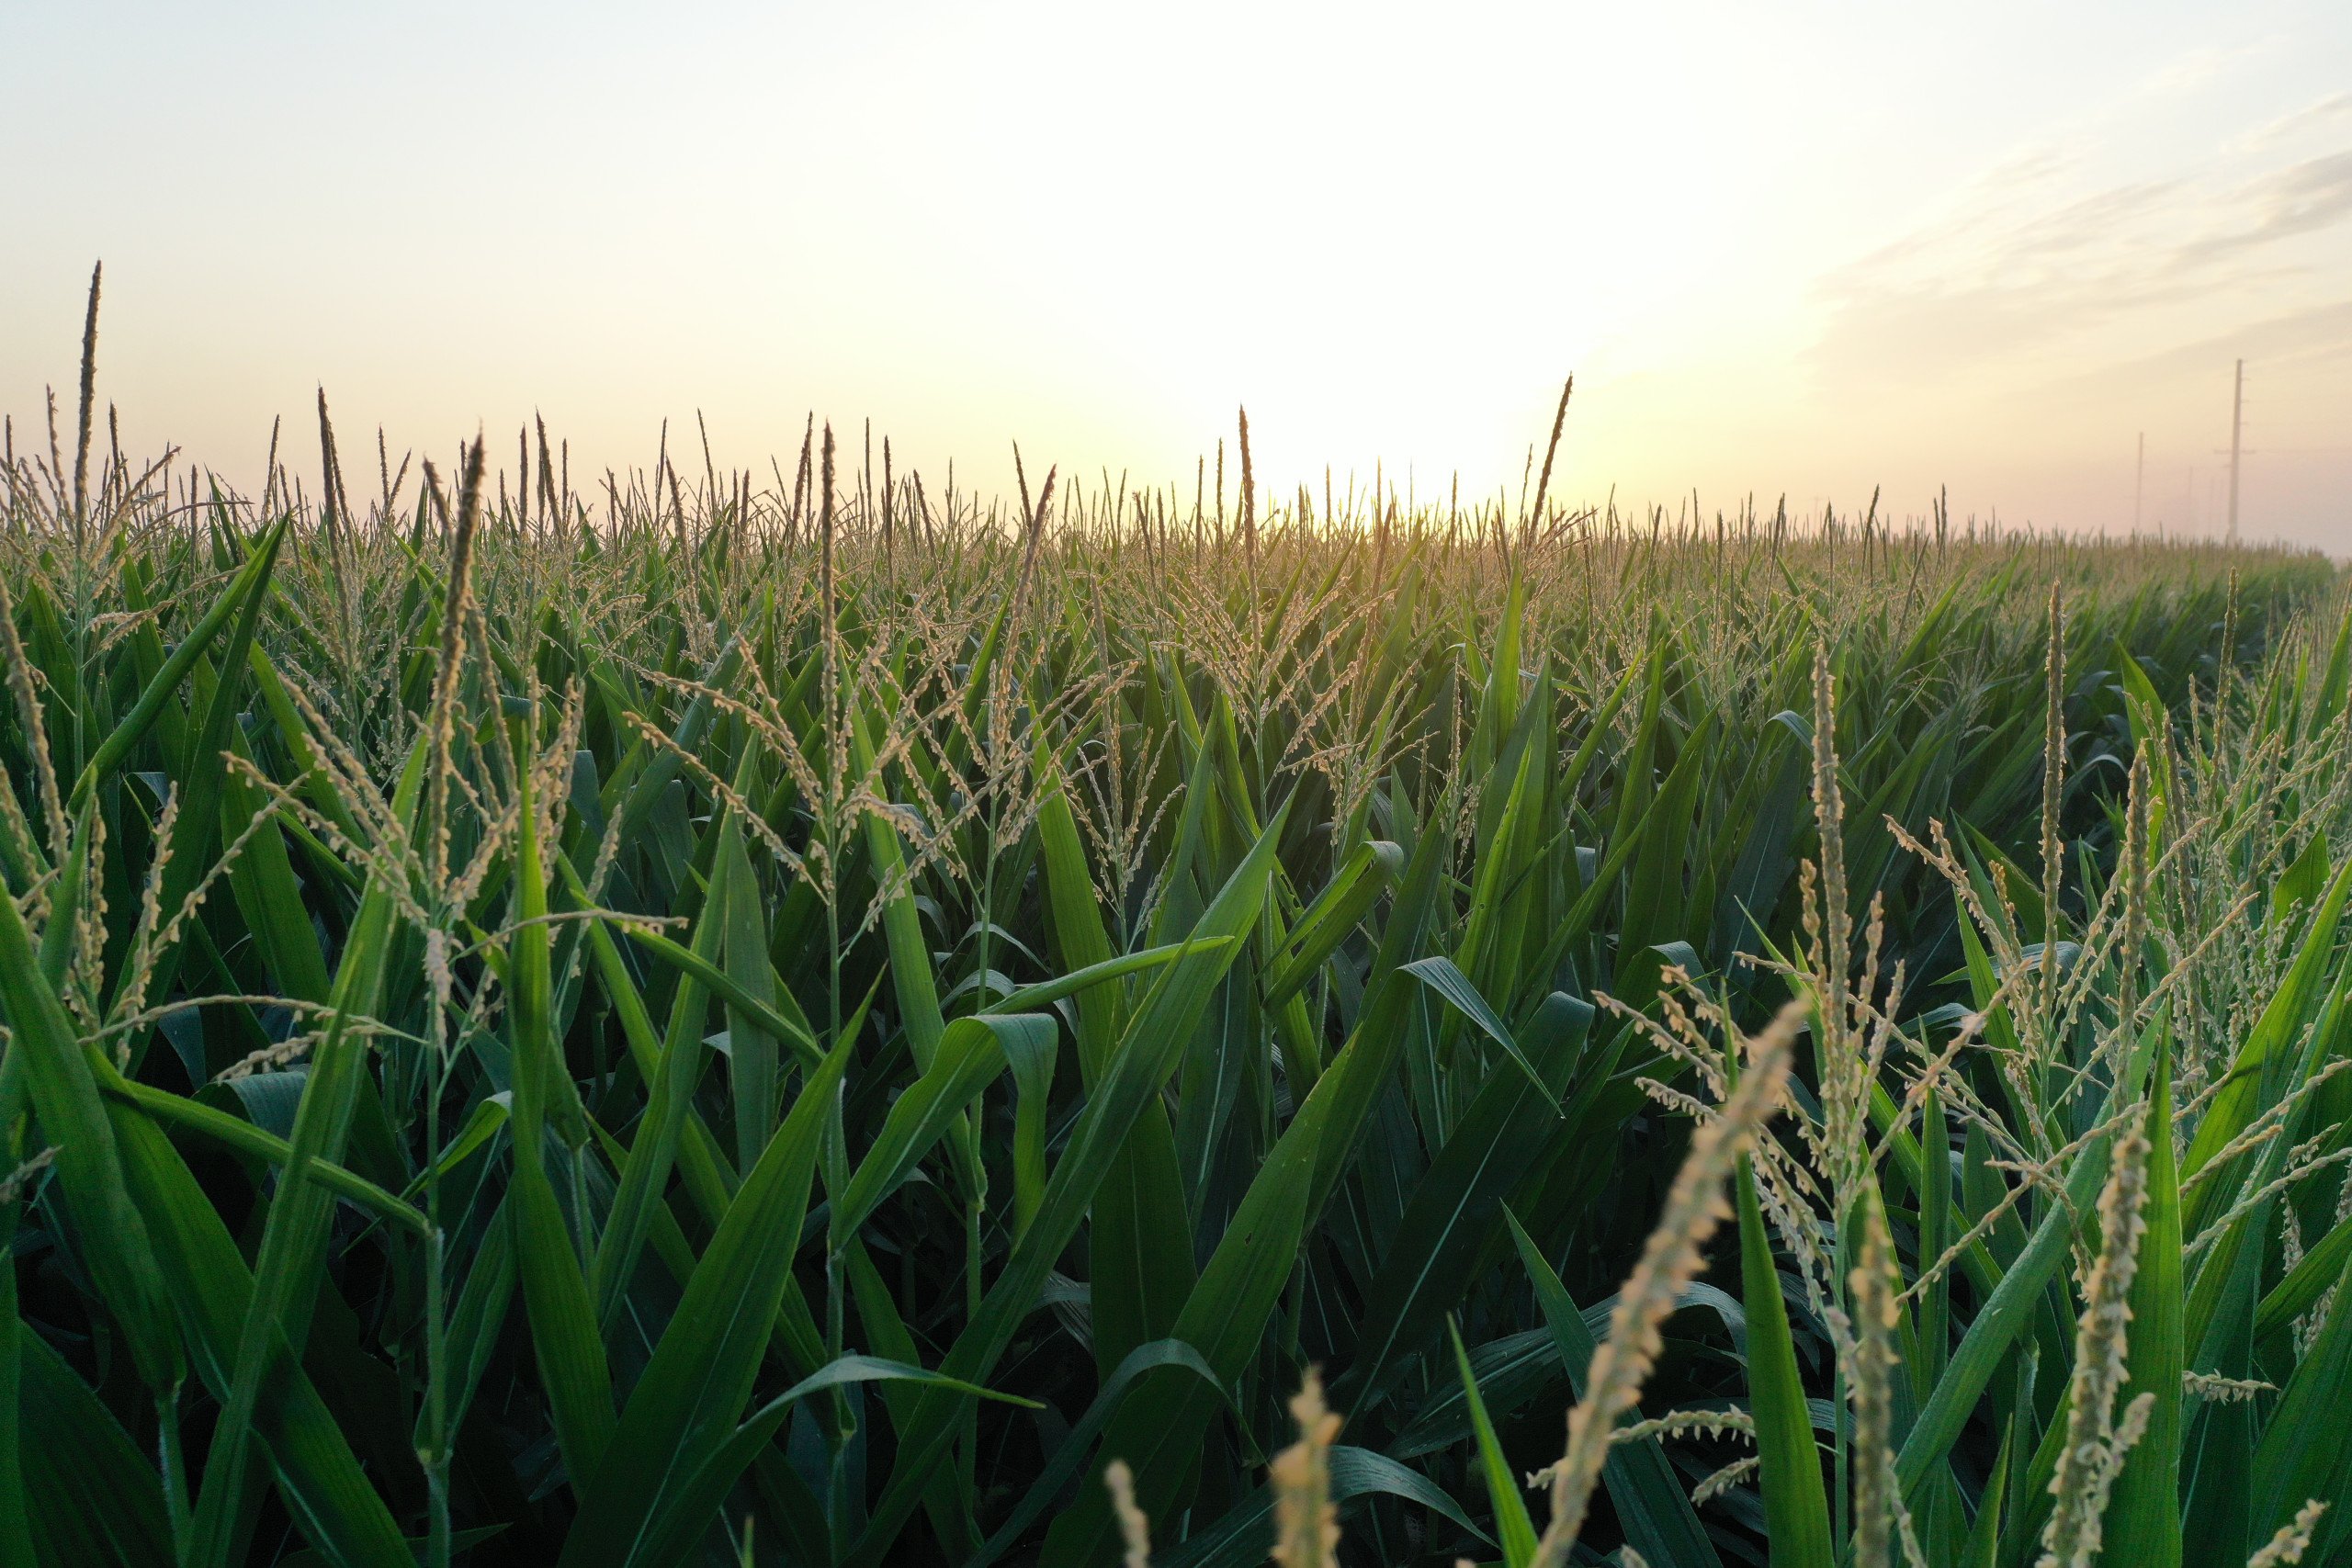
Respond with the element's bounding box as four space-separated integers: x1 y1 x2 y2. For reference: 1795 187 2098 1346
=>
5 2 2349 546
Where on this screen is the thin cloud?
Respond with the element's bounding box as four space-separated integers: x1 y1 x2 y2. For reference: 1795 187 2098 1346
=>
2137 39 2276 98
2096 297 2352 381
1804 131 2352 386
2242 92 2352 151
2171 150 2352 269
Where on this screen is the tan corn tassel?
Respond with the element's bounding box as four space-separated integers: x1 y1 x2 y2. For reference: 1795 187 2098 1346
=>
2247 1500 2330 1567
1271 1367 1341 1568
2039 1120 2156 1568
1849 1192 1902 1568
1102 1459 1152 1568
1532 1000 1802 1567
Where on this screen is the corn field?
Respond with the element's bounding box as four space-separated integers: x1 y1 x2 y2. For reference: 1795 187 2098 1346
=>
6 333 2352 1566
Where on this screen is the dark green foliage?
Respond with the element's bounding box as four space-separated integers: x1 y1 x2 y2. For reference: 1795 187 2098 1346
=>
0 423 2343 1566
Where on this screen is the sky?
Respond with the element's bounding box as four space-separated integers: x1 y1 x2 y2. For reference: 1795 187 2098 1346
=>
3 1 2349 547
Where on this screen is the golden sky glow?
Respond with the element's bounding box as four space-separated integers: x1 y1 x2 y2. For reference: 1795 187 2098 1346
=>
5 1 2349 544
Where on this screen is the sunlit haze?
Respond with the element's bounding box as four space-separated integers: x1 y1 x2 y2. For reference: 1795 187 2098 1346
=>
5 1 2348 545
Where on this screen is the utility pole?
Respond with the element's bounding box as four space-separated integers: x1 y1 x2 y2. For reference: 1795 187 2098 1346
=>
2228 358 2244 544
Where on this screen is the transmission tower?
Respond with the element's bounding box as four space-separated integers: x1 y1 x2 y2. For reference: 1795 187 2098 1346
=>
2210 361 2256 543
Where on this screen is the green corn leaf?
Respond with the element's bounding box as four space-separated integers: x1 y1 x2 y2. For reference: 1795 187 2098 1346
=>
1032 728 1128 1079
1153 1447 1493 1568
1344 991 1590 1412
628 1357 1037 1568
67 519 286 813
17 1329 174 1568
184 739 429 1566
851 700 946 1068
619 916 822 1066
0 1202 33 1568
1298 811 1453 1223
842 1235 988 1555
1002 1006 1057 1239
2247 1201 2352 1555
1037 726 1205 1382
716 811 786 1166
2259 1215 2352 1347
1038 1068 1323 1565
1962 1428 2010 1568
100 1076 428 1235
1399 953 1553 1098
0 809 184 1394
599 629 745 845
115 524 294 1024
988 939 1230 1018
833 1012 1056 1242
1451 1315 1540 1567
2106 1054 2184 1568
2181 856 2352 1211
212 725 334 1008
1736 1160 1835 1568
845 797 1288 1568
968 1337 1236 1568
425 1192 516 1450
2182 1211 2266 1562
559 1035 852 1568
1897 1129 2114 1502
1507 1209 1724 1568
594 834 734 1320
396 1090 511 1201
559 845 748 1229
1261 838 1404 1008
105 1094 414 1567
499 716 616 1505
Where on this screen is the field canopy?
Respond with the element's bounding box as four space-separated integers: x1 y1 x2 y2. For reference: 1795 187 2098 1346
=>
2 410 2348 1567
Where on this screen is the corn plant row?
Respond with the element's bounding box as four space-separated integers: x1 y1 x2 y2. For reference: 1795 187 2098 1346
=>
0 386 2346 1567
